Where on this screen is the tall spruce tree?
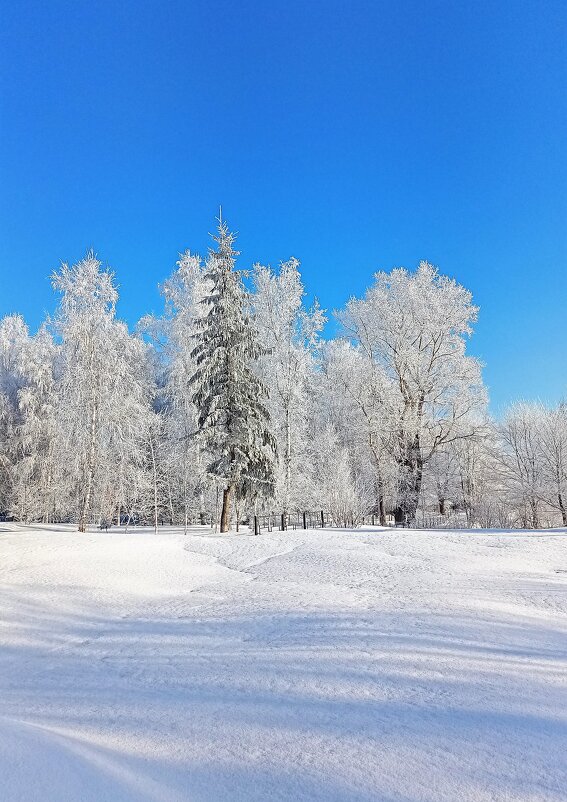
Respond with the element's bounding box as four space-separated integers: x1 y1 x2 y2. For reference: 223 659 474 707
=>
191 218 276 532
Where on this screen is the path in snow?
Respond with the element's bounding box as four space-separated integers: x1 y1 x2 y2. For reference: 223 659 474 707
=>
0 523 566 801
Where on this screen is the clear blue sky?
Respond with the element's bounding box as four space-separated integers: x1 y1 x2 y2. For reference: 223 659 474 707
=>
0 0 565 414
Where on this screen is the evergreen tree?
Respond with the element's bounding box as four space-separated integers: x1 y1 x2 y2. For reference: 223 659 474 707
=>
191 218 276 532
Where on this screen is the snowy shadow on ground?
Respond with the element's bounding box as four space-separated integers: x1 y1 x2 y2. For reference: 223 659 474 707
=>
1 580 566 802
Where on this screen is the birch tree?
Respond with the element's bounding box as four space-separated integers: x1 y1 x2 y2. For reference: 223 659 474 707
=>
53 252 155 531
498 403 546 528
252 258 325 515
322 339 398 524
0 315 30 516
12 325 59 522
539 404 567 525
157 250 212 526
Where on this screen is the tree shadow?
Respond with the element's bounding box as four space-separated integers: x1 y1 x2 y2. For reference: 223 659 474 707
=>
1 581 566 801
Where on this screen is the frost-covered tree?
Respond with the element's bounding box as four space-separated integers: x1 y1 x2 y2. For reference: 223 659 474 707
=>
52 253 119 530
497 402 558 528
97 321 157 528
322 339 399 524
538 404 567 525
339 262 486 524
7 226 567 532
11 325 59 522
191 219 276 532
252 258 325 515
157 250 213 527
52 252 155 531
437 433 493 525
498 403 544 528
314 421 373 527
0 315 31 516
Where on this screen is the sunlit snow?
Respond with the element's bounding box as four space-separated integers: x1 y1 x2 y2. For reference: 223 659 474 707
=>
1 524 565 801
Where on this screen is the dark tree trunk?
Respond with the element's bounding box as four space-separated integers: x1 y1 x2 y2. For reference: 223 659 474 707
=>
558 491 567 526
530 499 539 530
397 432 423 527
393 506 405 526
378 493 387 526
220 484 233 533
376 473 387 526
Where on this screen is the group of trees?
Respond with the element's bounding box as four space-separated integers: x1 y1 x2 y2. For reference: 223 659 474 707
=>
0 217 564 531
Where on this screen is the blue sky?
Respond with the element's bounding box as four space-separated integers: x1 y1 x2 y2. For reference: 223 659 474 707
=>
0 0 565 414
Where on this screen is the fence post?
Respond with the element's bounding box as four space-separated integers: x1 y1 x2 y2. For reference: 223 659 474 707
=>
372 515 375 526
320 510 325 528
303 512 307 529
254 515 260 536
281 513 285 531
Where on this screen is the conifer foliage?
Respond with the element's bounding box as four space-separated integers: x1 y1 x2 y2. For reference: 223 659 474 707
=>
191 219 276 532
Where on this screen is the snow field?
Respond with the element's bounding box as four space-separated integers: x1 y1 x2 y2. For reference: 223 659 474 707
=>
1 524 566 801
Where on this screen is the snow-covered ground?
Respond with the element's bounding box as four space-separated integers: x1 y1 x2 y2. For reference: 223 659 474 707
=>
0 523 565 802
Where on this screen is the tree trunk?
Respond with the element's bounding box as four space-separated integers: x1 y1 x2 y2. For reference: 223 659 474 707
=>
166 476 175 525
78 334 98 534
78 395 98 533
369 437 387 526
396 433 423 527
530 498 539 529
393 506 405 526
559 491 567 526
149 433 159 535
284 405 292 508
220 483 233 533
43 457 54 524
376 472 387 526
378 492 386 527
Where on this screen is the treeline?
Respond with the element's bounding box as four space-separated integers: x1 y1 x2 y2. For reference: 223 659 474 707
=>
0 218 565 531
